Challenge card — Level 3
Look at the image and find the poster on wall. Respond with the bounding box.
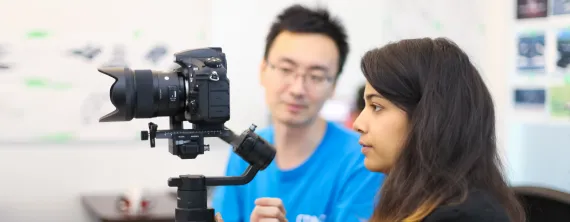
[513,88,547,110]
[517,0,548,19]
[556,29,570,74]
[517,32,546,73]
[548,84,570,118]
[552,0,570,15]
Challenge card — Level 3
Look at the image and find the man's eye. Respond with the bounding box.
[309,75,325,82]
[279,68,294,73]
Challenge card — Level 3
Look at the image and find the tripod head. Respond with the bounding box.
[140,117,275,222]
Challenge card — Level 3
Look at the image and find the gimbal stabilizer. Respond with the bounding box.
[141,117,276,222]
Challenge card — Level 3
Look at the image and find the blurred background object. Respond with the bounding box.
[344,84,365,129]
[513,186,570,222]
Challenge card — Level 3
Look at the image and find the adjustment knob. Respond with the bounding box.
[249,124,257,132]
[141,131,149,140]
[204,57,222,68]
[168,178,181,187]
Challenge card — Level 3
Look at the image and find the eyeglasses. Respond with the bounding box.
[266,61,335,90]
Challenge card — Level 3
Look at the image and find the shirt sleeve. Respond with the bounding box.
[328,154,385,222]
[211,151,247,222]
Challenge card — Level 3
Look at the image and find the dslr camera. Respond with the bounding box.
[97,47,275,222]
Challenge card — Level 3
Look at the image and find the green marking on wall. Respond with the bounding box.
[133,30,142,39]
[37,132,76,143]
[526,30,542,37]
[27,30,49,39]
[198,30,206,42]
[433,21,443,31]
[24,77,73,90]
[25,78,49,87]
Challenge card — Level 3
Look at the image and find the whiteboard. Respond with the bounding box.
[0,0,212,144]
[380,0,487,70]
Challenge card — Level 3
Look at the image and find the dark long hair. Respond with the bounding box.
[360,38,525,222]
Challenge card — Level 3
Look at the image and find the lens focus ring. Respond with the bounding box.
[134,70,155,118]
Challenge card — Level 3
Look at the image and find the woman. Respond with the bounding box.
[351,38,526,221]
[217,38,526,222]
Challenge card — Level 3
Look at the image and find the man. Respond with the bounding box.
[212,4,384,222]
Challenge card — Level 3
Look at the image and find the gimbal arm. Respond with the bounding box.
[164,124,275,222]
[202,124,273,186]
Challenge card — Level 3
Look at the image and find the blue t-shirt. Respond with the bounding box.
[212,121,385,222]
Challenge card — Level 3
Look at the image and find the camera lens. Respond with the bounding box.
[98,67,186,122]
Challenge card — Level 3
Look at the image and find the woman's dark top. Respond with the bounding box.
[422,189,511,222]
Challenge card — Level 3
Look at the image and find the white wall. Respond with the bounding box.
[482,0,516,179]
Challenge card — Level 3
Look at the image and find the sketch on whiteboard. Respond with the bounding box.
[80,92,109,125]
[145,45,168,65]
[0,0,213,144]
[380,0,486,70]
[0,45,11,70]
[69,44,103,61]
[102,44,129,68]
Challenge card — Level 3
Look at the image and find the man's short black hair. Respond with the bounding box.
[263,4,349,78]
[356,84,365,112]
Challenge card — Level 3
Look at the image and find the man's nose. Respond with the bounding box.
[288,75,307,96]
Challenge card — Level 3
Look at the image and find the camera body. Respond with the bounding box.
[98,47,232,159]
[173,48,230,128]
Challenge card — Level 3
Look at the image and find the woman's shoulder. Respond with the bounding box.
[422,189,511,222]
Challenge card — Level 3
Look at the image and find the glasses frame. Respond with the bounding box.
[265,60,336,91]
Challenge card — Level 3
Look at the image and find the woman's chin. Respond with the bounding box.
[363,157,385,173]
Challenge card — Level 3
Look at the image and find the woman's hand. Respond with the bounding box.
[250,198,288,222]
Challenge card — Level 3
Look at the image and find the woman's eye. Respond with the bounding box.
[370,105,383,112]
